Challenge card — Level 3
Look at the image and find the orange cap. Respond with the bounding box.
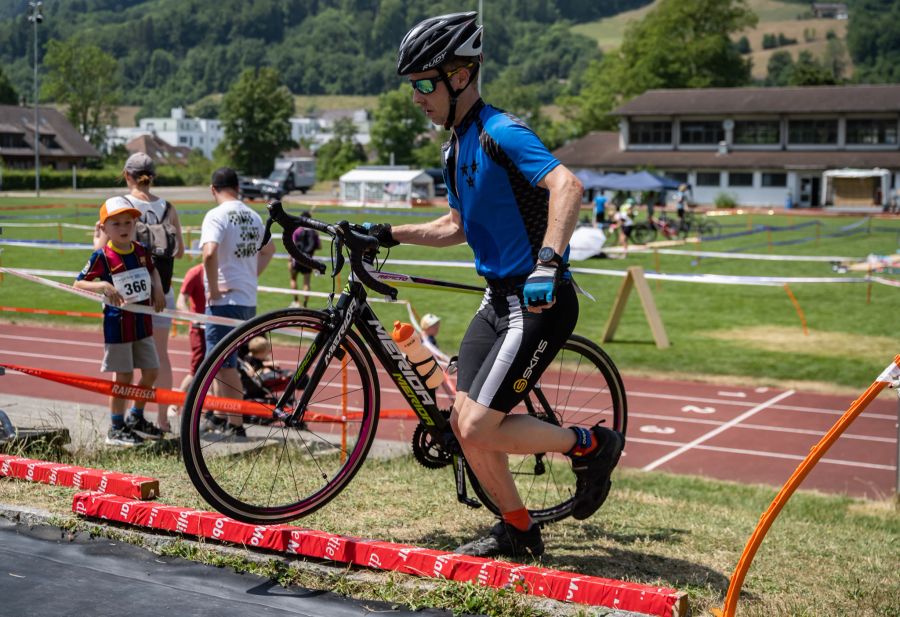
[391,321,414,343]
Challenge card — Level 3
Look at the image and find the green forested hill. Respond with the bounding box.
[0,0,648,113]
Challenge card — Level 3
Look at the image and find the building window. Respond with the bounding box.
[39,135,60,149]
[788,119,837,144]
[728,172,753,187]
[680,121,724,145]
[667,171,689,184]
[0,132,27,148]
[629,121,672,145]
[696,172,721,186]
[846,119,898,145]
[734,120,780,145]
[761,172,787,187]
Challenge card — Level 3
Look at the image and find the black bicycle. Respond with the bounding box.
[181,202,628,525]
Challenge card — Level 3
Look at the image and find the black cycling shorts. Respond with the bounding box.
[456,280,579,413]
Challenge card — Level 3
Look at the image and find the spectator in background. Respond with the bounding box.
[76,197,166,446]
[94,153,185,434]
[420,313,451,366]
[200,167,276,438]
[420,312,454,397]
[175,263,206,389]
[288,211,321,308]
[673,183,689,225]
[593,191,607,229]
[613,200,635,253]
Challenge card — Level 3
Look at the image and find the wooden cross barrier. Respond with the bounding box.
[602,266,670,349]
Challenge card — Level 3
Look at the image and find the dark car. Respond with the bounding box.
[239,176,284,201]
[425,168,448,197]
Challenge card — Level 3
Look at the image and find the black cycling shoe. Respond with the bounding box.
[570,425,625,520]
[124,414,163,439]
[454,521,544,559]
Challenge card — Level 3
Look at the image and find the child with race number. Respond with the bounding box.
[75,197,166,446]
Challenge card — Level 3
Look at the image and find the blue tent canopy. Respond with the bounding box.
[574,169,609,189]
[589,171,685,192]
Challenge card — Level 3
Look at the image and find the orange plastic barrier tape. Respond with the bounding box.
[0,305,103,319]
[0,363,351,424]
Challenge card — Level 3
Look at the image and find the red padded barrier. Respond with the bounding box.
[0,455,159,499]
[72,491,686,616]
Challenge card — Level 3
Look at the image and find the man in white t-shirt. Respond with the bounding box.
[200,167,276,437]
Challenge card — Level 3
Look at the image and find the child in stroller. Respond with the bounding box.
[237,337,293,424]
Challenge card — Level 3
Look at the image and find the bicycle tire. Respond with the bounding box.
[466,334,627,523]
[631,222,657,245]
[181,308,380,524]
[698,219,722,239]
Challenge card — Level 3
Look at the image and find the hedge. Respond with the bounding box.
[0,168,190,190]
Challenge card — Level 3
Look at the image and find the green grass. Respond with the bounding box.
[1,445,897,616]
[2,198,898,393]
[573,0,812,51]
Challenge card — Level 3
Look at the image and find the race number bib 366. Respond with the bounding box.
[111,268,151,303]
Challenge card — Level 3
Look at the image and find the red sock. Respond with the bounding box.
[502,507,533,532]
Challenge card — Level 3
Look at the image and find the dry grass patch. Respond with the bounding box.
[703,325,896,362]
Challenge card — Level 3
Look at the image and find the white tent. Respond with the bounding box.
[821,168,890,208]
[339,167,435,207]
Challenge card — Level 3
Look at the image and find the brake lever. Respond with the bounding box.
[259,217,275,252]
[332,234,345,282]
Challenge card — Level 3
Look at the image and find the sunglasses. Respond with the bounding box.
[409,63,474,95]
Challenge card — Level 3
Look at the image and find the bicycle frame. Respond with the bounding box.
[271,270,489,508]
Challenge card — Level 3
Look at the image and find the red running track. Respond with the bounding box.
[1,323,897,499]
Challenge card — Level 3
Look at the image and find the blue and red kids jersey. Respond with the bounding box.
[76,242,155,344]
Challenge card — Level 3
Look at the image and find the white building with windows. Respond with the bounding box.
[289,109,371,150]
[554,84,900,209]
[106,107,223,159]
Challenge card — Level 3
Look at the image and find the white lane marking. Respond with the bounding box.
[629,389,896,421]
[717,391,747,398]
[629,412,895,443]
[628,436,896,471]
[642,389,796,471]
[639,425,676,434]
[682,405,715,414]
[0,334,104,348]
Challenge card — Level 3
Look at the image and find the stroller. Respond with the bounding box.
[236,344,293,425]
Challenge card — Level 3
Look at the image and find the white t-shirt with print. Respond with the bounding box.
[200,199,264,307]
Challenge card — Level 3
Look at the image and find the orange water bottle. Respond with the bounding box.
[391,320,444,389]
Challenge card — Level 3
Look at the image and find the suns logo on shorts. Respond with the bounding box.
[513,378,528,393]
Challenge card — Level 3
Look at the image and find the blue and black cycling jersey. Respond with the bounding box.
[444,100,568,282]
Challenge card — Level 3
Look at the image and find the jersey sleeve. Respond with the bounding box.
[75,249,106,282]
[486,116,560,187]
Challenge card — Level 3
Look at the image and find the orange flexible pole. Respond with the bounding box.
[782,284,808,336]
[711,355,900,617]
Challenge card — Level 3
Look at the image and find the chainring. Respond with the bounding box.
[411,411,453,469]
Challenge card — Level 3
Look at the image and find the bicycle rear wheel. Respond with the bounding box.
[698,218,722,239]
[467,334,627,523]
[181,308,380,524]
[631,222,657,245]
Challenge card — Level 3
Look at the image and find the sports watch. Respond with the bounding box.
[537,246,563,267]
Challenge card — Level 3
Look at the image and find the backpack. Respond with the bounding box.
[129,197,178,294]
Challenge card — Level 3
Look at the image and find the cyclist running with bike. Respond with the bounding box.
[367,12,625,559]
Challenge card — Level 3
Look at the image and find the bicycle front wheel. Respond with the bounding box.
[181,308,380,524]
[467,334,627,523]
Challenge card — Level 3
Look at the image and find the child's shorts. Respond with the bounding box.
[102,337,159,373]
